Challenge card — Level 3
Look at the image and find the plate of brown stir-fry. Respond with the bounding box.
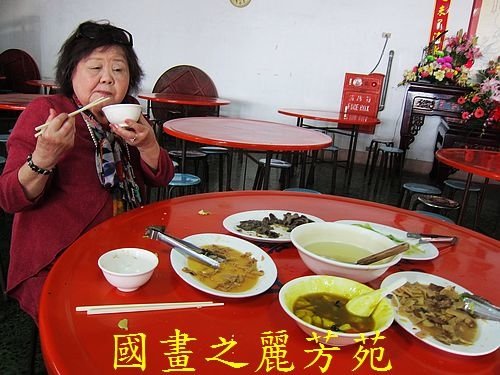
[382,271,500,356]
[223,210,323,243]
[170,233,277,298]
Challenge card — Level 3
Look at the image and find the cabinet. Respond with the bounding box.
[399,81,470,151]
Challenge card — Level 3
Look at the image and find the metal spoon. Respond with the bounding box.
[346,278,408,317]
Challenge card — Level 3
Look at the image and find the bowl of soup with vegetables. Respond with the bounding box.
[279,275,394,346]
[290,222,402,283]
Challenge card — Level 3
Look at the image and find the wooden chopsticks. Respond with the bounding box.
[34,96,110,138]
[76,301,224,315]
[356,243,410,265]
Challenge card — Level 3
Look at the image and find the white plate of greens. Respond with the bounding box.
[334,220,439,261]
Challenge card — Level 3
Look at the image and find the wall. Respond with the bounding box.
[0,0,476,162]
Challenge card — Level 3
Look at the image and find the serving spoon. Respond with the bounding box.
[346,277,408,317]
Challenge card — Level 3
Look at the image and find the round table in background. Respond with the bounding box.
[138,92,230,118]
[436,148,500,225]
[278,109,380,187]
[0,93,45,111]
[25,79,59,95]
[163,117,332,190]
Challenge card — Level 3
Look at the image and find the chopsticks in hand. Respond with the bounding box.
[76,301,224,315]
[34,96,110,138]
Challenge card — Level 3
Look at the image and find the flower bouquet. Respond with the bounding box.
[399,30,482,87]
[457,59,500,133]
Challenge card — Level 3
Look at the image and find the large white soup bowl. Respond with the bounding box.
[290,222,401,283]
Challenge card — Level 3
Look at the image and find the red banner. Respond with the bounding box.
[429,0,451,51]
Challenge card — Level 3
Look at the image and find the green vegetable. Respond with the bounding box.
[352,223,424,254]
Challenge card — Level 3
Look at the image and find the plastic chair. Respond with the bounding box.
[0,49,41,93]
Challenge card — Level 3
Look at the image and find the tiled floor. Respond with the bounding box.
[0,148,498,374]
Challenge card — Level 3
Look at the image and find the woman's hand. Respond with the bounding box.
[18,109,76,200]
[111,114,161,170]
[32,109,76,170]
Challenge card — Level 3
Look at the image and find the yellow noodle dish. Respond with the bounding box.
[183,244,264,292]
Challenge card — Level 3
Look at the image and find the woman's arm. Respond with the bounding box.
[18,110,76,200]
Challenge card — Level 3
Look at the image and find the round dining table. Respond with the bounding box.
[138,92,231,118]
[39,191,499,375]
[435,148,500,225]
[25,79,59,95]
[0,93,45,111]
[278,109,380,188]
[163,117,333,190]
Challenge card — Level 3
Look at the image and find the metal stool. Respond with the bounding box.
[412,195,460,221]
[253,158,292,190]
[323,145,338,194]
[199,146,231,192]
[148,160,179,203]
[398,182,442,209]
[307,145,338,194]
[167,173,202,198]
[283,187,322,194]
[364,139,394,176]
[369,145,405,185]
[0,167,8,300]
[0,133,9,157]
[415,210,455,223]
[168,150,208,191]
[443,179,483,227]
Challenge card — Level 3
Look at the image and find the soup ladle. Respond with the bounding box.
[346,277,408,317]
[356,242,409,265]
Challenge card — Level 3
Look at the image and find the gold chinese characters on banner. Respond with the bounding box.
[429,0,451,50]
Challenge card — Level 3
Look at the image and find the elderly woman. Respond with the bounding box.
[0,20,174,321]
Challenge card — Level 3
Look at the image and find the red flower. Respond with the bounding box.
[464,59,474,68]
[445,71,455,79]
[420,71,430,78]
[491,106,500,121]
[471,95,481,103]
[461,111,470,120]
[457,96,467,104]
[473,107,485,118]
